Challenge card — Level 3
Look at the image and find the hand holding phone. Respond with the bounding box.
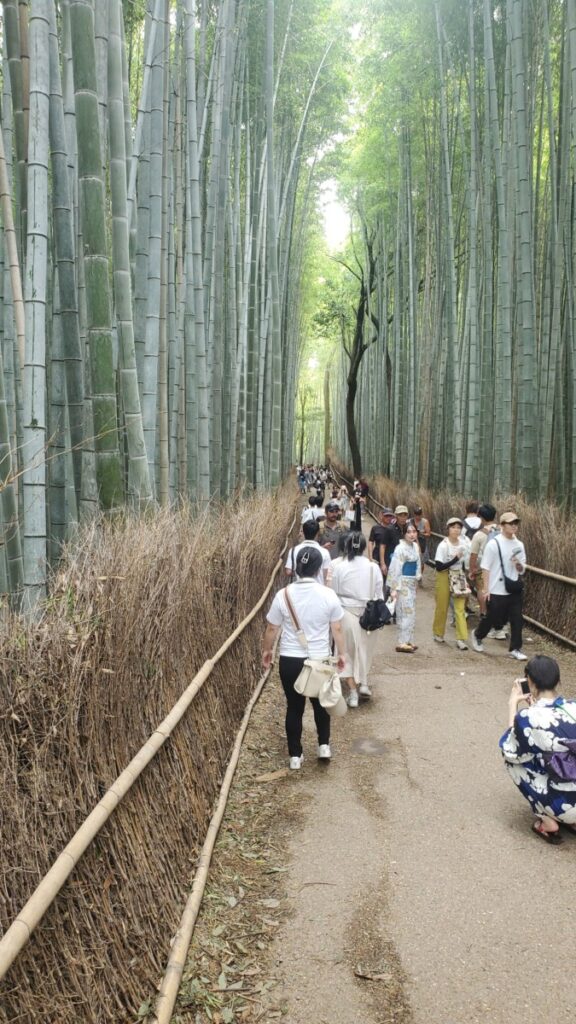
[518,677,530,696]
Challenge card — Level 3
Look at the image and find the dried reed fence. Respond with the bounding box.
[331,460,576,647]
[0,489,296,1023]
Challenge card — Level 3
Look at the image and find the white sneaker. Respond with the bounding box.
[456,640,468,650]
[359,684,372,697]
[508,649,528,661]
[317,744,331,760]
[487,628,508,640]
[471,632,484,653]
[433,635,445,644]
[347,690,359,708]
[289,755,304,770]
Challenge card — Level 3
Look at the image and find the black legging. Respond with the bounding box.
[278,656,330,757]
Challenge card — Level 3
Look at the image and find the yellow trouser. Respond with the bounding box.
[433,570,468,641]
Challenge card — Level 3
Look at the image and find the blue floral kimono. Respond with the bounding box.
[500,697,576,823]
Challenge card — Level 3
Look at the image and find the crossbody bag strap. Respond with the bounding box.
[495,538,506,581]
[283,585,300,629]
[283,585,309,652]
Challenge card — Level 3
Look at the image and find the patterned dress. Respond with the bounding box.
[388,540,421,646]
[500,697,576,823]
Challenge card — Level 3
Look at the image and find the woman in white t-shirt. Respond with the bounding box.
[432,518,471,649]
[331,533,383,707]
[262,547,346,770]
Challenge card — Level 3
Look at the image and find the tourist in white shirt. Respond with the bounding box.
[331,532,383,707]
[472,511,527,660]
[285,519,331,583]
[263,547,346,769]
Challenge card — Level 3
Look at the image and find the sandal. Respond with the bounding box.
[396,643,415,654]
[532,818,563,845]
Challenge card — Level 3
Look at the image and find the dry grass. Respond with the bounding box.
[0,488,297,1024]
[331,459,576,645]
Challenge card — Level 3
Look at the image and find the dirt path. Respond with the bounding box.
[177,563,576,1024]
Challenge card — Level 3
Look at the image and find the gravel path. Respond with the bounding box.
[263,571,576,1024]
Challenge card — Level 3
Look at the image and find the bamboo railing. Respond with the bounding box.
[0,512,297,986]
[329,466,576,648]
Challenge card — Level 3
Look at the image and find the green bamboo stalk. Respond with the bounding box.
[69,0,123,509]
[108,0,153,508]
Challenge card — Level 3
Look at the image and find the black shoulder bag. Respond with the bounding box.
[359,565,391,631]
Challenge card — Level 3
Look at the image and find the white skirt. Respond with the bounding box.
[340,607,377,687]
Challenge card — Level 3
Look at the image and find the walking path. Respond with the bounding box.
[180,553,576,1024]
[258,579,576,1024]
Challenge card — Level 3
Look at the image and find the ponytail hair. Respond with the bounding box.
[345,531,366,560]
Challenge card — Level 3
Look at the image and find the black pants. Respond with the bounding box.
[279,656,330,757]
[475,592,523,651]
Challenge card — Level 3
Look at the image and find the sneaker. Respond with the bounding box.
[456,640,469,650]
[508,649,528,661]
[471,632,484,653]
[347,690,359,708]
[493,629,508,640]
[317,744,331,760]
[289,755,304,770]
[359,684,372,697]
[433,635,445,643]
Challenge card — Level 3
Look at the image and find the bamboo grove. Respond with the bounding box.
[0,0,347,606]
[327,0,576,508]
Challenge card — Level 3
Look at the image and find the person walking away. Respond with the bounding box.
[468,503,505,638]
[318,500,348,559]
[285,519,331,583]
[301,495,325,526]
[432,517,471,649]
[368,508,400,579]
[388,523,422,652]
[472,511,527,660]
[262,547,347,769]
[410,506,431,568]
[500,655,576,843]
[463,500,481,539]
[331,532,383,707]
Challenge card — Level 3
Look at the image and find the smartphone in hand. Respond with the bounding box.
[519,678,530,696]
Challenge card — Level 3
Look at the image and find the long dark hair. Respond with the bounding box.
[345,532,366,561]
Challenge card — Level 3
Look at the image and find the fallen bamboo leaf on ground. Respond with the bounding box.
[254,769,288,783]
[354,965,393,982]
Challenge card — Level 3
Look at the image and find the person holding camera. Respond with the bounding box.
[500,655,576,844]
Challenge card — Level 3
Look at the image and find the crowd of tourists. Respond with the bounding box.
[261,467,576,844]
